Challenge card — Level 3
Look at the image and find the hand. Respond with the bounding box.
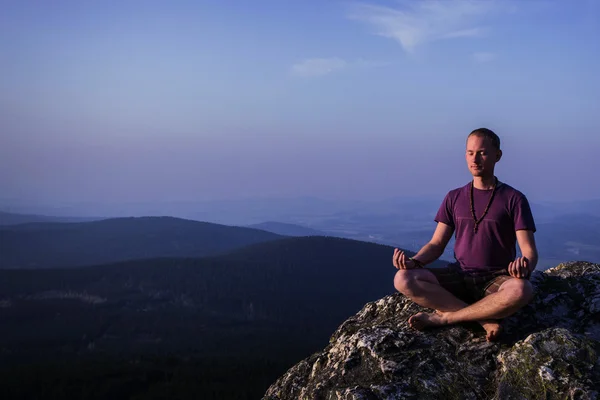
[508,256,531,279]
[393,248,417,269]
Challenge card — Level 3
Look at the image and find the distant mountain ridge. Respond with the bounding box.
[0,216,283,269]
[245,221,327,237]
[0,211,103,226]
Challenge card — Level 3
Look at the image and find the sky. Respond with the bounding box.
[1,0,599,208]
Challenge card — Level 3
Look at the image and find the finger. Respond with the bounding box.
[523,257,531,278]
[508,261,515,277]
[520,259,527,278]
[511,262,519,278]
[399,252,406,269]
[521,264,528,279]
[394,250,401,269]
[393,249,399,268]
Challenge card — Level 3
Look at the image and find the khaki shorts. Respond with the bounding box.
[428,263,513,303]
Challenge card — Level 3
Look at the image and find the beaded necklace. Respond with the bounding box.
[469,177,498,233]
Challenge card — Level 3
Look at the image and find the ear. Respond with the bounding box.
[496,149,503,162]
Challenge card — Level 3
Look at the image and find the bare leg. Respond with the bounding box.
[394,269,501,341]
[409,278,533,337]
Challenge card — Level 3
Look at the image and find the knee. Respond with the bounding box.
[503,279,534,304]
[394,269,419,296]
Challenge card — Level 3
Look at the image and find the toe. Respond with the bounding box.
[408,313,421,326]
[486,328,501,342]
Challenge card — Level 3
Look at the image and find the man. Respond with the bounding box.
[393,128,538,341]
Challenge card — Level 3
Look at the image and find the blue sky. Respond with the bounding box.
[1,0,599,206]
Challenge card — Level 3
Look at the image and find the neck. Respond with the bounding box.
[473,175,497,190]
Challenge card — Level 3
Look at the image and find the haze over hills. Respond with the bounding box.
[0,197,358,225]
[5,197,599,225]
[0,216,283,269]
[534,214,600,263]
[237,199,600,270]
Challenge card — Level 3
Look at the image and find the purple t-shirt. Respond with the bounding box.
[435,180,536,273]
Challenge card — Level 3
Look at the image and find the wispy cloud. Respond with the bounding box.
[472,51,496,63]
[290,57,391,78]
[348,0,501,53]
[290,58,348,77]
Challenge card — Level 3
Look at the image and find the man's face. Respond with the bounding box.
[466,135,501,177]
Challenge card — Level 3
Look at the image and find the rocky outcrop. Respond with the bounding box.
[264,261,600,399]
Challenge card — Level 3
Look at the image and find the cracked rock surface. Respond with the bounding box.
[264,261,600,400]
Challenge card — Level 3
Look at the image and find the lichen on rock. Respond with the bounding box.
[495,327,599,399]
[263,261,600,400]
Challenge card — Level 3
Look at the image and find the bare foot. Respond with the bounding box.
[480,320,502,342]
[408,312,448,330]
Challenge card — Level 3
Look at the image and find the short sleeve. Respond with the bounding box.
[434,192,455,229]
[513,195,536,232]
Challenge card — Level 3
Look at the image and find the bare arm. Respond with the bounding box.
[516,229,538,273]
[412,222,454,266]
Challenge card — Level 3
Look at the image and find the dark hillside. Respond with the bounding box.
[0,216,283,269]
[0,236,445,399]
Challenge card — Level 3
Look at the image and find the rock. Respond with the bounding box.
[496,328,599,399]
[263,261,600,400]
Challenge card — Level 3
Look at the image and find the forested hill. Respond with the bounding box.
[0,236,435,363]
[0,216,283,269]
[0,211,101,225]
[0,233,449,399]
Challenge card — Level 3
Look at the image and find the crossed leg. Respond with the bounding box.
[394,269,533,341]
